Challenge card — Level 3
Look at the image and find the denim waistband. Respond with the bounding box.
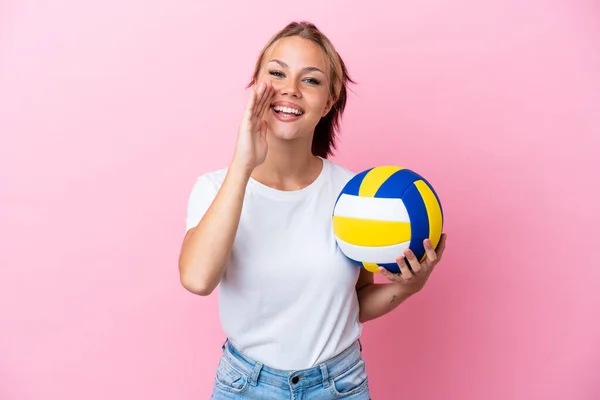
[221,339,363,389]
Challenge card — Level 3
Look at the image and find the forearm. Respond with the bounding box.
[357,282,418,323]
[178,163,251,295]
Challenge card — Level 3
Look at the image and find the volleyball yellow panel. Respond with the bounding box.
[414,180,443,250]
[332,166,444,274]
[358,166,403,197]
[332,216,411,247]
[362,262,381,273]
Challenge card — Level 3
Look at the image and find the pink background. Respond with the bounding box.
[1,1,599,399]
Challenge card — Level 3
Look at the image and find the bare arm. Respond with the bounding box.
[178,81,275,296]
[178,165,251,295]
[355,235,447,322]
[356,269,416,323]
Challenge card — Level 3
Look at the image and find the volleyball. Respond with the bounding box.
[332,166,444,274]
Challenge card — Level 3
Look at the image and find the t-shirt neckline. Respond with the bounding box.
[248,156,329,200]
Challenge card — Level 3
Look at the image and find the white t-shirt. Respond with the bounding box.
[185,157,362,370]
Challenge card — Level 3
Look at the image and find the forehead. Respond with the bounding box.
[264,36,329,73]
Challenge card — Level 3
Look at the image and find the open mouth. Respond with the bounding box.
[271,105,304,117]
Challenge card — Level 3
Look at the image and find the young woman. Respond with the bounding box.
[179,21,447,400]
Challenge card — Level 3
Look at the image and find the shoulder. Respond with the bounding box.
[323,158,357,187]
[185,167,228,231]
[191,167,228,189]
[186,167,228,206]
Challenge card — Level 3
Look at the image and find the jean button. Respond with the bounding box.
[291,376,299,384]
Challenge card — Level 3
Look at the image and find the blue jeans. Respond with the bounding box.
[210,339,371,399]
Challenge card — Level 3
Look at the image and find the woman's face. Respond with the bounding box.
[256,36,333,142]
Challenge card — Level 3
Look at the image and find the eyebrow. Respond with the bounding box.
[268,59,325,74]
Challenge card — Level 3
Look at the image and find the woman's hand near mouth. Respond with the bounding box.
[232,81,275,173]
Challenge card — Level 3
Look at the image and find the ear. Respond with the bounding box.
[322,97,335,117]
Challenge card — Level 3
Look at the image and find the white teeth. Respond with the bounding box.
[273,105,303,115]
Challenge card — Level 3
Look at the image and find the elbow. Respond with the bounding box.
[180,274,214,296]
[358,312,370,324]
[179,265,215,296]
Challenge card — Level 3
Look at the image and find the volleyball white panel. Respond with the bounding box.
[335,238,411,264]
[333,194,409,222]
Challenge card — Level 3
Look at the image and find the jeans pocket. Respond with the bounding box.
[214,357,249,394]
[329,357,369,398]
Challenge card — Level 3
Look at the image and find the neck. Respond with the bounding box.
[251,136,323,191]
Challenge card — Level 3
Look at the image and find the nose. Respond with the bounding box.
[279,79,301,98]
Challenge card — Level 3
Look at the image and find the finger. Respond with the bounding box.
[403,249,421,274]
[396,256,413,280]
[423,238,437,263]
[435,233,447,260]
[252,82,266,119]
[248,82,264,119]
[256,82,274,119]
[254,81,272,119]
[244,84,258,118]
[378,267,402,282]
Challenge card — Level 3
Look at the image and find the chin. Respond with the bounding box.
[267,118,314,141]
[268,127,303,141]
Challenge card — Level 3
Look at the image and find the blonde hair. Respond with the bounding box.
[247,21,354,158]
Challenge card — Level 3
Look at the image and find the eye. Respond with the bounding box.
[304,77,321,85]
[268,70,321,85]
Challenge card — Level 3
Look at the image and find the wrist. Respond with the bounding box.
[391,281,420,296]
[228,160,254,182]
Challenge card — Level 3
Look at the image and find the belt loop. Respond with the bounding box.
[320,364,330,388]
[249,361,263,387]
[221,338,229,352]
[358,338,363,352]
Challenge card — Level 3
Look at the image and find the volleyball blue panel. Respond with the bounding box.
[349,258,402,274]
[332,165,444,275]
[402,183,429,262]
[375,169,422,199]
[378,262,401,274]
[335,168,372,205]
[347,256,364,268]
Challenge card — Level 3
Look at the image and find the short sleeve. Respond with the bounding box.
[185,174,219,232]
